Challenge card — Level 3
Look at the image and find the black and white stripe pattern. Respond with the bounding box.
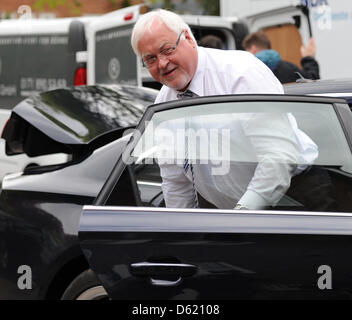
[177,90,199,208]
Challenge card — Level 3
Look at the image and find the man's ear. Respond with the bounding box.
[184,29,196,46]
[247,45,258,54]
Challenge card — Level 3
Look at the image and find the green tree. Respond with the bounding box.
[196,0,219,15]
[110,0,123,9]
[121,0,132,8]
[33,0,82,15]
[147,0,175,11]
[145,0,219,15]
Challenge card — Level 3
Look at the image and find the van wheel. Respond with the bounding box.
[61,269,109,300]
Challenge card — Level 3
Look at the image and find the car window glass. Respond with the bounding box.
[121,100,352,212]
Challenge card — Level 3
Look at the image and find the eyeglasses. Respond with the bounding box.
[142,30,184,68]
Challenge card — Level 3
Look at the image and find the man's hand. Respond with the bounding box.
[234,203,249,210]
[301,37,316,58]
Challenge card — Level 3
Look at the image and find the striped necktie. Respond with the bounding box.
[177,90,199,208]
[176,90,198,100]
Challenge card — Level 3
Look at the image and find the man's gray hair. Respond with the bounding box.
[131,9,195,56]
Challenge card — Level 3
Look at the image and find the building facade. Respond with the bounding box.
[0,0,143,19]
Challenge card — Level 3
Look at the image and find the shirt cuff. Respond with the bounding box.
[238,190,269,210]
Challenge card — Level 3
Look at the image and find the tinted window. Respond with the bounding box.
[125,100,352,212]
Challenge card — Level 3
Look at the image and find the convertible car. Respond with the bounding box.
[78,93,352,300]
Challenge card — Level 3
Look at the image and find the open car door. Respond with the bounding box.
[79,94,352,300]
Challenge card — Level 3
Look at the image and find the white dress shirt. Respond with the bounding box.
[155,47,284,103]
[154,47,318,209]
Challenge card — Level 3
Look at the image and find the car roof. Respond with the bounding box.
[284,78,352,96]
[284,78,352,106]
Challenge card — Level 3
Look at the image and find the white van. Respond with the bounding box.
[0,16,95,182]
[85,6,142,87]
[0,16,97,107]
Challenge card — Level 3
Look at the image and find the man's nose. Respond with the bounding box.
[157,54,169,69]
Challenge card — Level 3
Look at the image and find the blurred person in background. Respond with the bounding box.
[242,31,320,84]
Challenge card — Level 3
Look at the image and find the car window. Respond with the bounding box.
[119,100,352,212]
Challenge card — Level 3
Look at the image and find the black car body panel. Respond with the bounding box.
[80,207,352,299]
[78,94,352,300]
[0,190,91,299]
[284,78,352,106]
[0,85,157,299]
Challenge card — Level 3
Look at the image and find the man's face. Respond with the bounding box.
[137,20,198,91]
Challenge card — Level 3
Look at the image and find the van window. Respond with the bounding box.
[0,34,75,108]
[191,27,229,49]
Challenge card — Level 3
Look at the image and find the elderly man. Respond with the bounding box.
[131,10,284,101]
[130,9,334,211]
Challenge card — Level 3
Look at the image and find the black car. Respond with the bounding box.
[0,84,158,300]
[78,94,352,300]
[3,89,352,300]
[284,78,352,107]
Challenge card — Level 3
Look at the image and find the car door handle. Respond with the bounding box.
[130,262,197,286]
